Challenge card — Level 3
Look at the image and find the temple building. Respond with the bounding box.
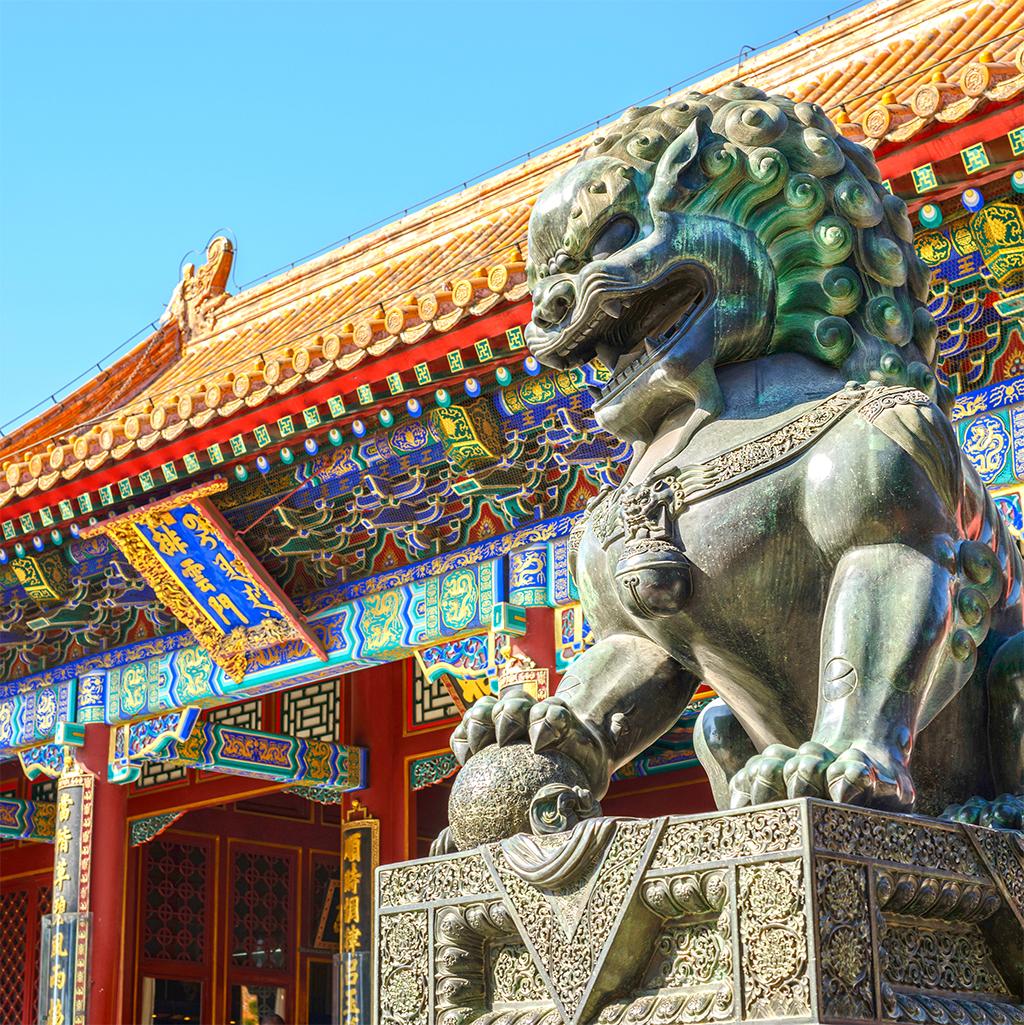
[1,0,1022,1022]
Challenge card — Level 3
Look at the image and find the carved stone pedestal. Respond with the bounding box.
[374,799,1023,1025]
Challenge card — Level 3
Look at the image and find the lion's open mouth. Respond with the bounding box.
[527,265,709,407]
[588,286,706,405]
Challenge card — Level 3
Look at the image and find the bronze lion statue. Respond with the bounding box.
[440,83,1024,850]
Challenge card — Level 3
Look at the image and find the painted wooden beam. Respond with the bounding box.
[0,795,55,842]
[0,514,589,758]
[139,720,366,792]
[18,741,64,781]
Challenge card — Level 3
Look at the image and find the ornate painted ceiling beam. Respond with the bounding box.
[0,795,55,842]
[129,811,184,846]
[109,706,202,784]
[1,549,511,753]
[0,520,584,756]
[19,740,65,780]
[143,720,366,792]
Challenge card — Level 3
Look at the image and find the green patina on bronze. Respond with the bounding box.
[442,84,1024,851]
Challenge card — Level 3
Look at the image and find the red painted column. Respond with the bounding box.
[514,605,559,688]
[344,662,408,865]
[506,543,561,696]
[78,724,128,1025]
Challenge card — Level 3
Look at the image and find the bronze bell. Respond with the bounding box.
[614,537,692,619]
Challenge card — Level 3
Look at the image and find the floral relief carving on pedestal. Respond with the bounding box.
[881,924,1008,995]
[487,819,657,1022]
[812,804,983,876]
[434,899,521,1025]
[379,910,430,1025]
[373,804,1023,1025]
[738,860,810,1019]
[964,824,1024,918]
[651,805,802,870]
[816,859,874,1019]
[378,852,494,908]
[490,943,551,1005]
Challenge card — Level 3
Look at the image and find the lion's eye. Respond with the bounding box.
[589,216,637,261]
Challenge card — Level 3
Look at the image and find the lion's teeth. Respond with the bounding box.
[602,298,623,319]
[644,337,658,357]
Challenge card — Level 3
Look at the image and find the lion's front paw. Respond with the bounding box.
[450,693,538,764]
[941,793,1024,830]
[451,695,606,793]
[783,741,915,810]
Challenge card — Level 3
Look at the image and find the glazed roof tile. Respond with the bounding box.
[2,0,1022,505]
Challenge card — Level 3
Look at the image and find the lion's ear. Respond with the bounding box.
[650,117,708,214]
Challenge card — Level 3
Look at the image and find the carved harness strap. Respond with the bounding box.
[590,384,920,548]
[583,384,928,619]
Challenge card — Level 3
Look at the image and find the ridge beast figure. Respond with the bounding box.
[445,83,1024,843]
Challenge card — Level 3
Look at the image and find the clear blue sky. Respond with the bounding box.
[0,0,851,434]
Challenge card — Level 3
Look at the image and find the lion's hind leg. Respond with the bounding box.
[693,699,757,810]
[796,541,995,812]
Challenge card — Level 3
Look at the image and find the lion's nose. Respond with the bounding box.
[532,279,577,330]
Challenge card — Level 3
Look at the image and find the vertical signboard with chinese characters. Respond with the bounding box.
[339,806,378,1024]
[38,768,93,1025]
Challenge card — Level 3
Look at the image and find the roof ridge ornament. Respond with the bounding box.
[162,235,234,345]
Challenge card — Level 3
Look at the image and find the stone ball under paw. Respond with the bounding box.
[447,744,590,850]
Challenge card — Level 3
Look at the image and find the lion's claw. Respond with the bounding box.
[729,741,914,812]
[429,826,458,856]
[451,727,472,765]
[464,696,498,754]
[824,747,915,810]
[451,693,538,765]
[494,695,534,746]
[782,741,836,798]
[729,744,795,808]
[528,701,576,752]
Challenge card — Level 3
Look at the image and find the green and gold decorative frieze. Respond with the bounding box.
[9,550,70,604]
[148,719,365,792]
[0,795,55,841]
[429,399,505,469]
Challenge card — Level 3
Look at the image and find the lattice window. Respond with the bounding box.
[0,887,28,1024]
[31,778,56,803]
[281,679,338,741]
[231,850,292,970]
[142,839,209,963]
[409,661,458,730]
[206,698,262,731]
[137,759,188,789]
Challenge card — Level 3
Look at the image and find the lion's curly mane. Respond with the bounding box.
[577,82,946,410]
